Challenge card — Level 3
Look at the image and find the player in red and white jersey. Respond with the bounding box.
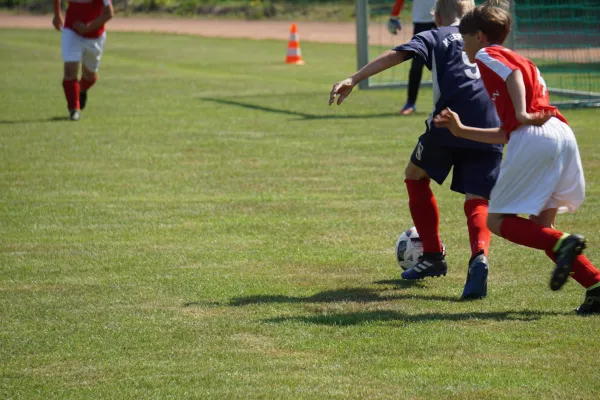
[474,44,567,138]
[53,0,114,120]
[433,0,600,315]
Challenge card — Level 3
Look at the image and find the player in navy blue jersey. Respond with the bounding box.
[329,0,502,299]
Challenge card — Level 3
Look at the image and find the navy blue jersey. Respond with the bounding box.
[394,24,503,152]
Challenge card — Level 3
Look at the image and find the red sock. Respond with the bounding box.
[464,199,491,258]
[405,179,443,253]
[544,249,600,288]
[62,79,80,111]
[499,215,563,252]
[80,76,97,92]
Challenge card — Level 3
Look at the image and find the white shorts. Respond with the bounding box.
[61,28,106,73]
[489,117,585,216]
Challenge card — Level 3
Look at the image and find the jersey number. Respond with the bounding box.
[462,52,481,80]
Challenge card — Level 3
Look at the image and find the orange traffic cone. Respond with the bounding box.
[286,23,305,65]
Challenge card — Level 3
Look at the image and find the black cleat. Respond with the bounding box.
[576,287,600,315]
[79,91,87,110]
[401,254,448,280]
[69,109,81,121]
[461,251,489,300]
[550,234,586,291]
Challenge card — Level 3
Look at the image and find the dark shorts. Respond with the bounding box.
[410,134,502,198]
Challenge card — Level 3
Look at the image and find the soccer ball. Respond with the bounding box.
[395,227,423,270]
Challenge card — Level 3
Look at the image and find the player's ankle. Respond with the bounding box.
[423,251,444,261]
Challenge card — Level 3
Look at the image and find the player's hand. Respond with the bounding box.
[73,21,90,34]
[517,111,555,126]
[52,14,63,31]
[433,108,464,136]
[387,17,401,35]
[329,78,356,106]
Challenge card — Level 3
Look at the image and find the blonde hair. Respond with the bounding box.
[433,0,476,21]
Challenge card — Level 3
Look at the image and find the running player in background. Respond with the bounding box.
[433,0,600,314]
[387,0,437,115]
[331,0,502,299]
[53,0,114,121]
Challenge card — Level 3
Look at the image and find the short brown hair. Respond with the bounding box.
[459,1,512,44]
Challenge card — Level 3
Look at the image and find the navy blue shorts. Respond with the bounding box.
[410,134,502,198]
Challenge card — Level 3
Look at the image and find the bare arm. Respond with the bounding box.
[506,69,555,125]
[433,108,508,144]
[506,69,528,123]
[350,50,407,85]
[86,4,114,32]
[74,4,114,34]
[329,50,408,105]
[52,0,63,31]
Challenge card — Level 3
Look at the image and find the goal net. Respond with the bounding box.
[356,0,600,107]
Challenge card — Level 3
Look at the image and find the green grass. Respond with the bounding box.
[1,29,600,399]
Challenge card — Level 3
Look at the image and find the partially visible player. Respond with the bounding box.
[53,0,114,121]
[387,0,437,115]
[433,0,600,314]
[331,0,503,299]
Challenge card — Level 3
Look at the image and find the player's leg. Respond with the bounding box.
[454,149,501,298]
[530,210,600,314]
[401,137,450,280]
[461,194,490,299]
[61,28,83,120]
[79,66,97,111]
[79,33,106,111]
[489,119,588,291]
[533,125,600,313]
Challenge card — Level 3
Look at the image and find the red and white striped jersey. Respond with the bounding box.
[475,45,567,137]
[65,0,111,38]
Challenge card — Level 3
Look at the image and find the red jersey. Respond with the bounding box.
[475,45,567,137]
[65,0,111,39]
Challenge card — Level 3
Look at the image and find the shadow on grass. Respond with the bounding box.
[230,286,460,306]
[203,97,402,120]
[265,309,569,325]
[373,279,425,288]
[0,116,70,124]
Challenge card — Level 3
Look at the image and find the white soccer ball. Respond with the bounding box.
[395,227,423,270]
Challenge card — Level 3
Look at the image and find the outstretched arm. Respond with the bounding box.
[329,50,408,105]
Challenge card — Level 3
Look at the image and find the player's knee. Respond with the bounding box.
[487,213,504,236]
[404,162,428,180]
[63,63,79,80]
[81,67,98,82]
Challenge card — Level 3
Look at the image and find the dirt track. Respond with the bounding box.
[0,13,415,44]
[2,13,597,61]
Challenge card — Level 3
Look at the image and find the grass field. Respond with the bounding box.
[1,29,600,399]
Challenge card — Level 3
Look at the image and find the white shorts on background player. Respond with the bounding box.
[61,27,106,73]
[489,117,585,216]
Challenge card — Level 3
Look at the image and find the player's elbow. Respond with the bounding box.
[105,6,114,20]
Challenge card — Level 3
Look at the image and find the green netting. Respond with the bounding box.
[513,0,600,105]
[361,0,600,107]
